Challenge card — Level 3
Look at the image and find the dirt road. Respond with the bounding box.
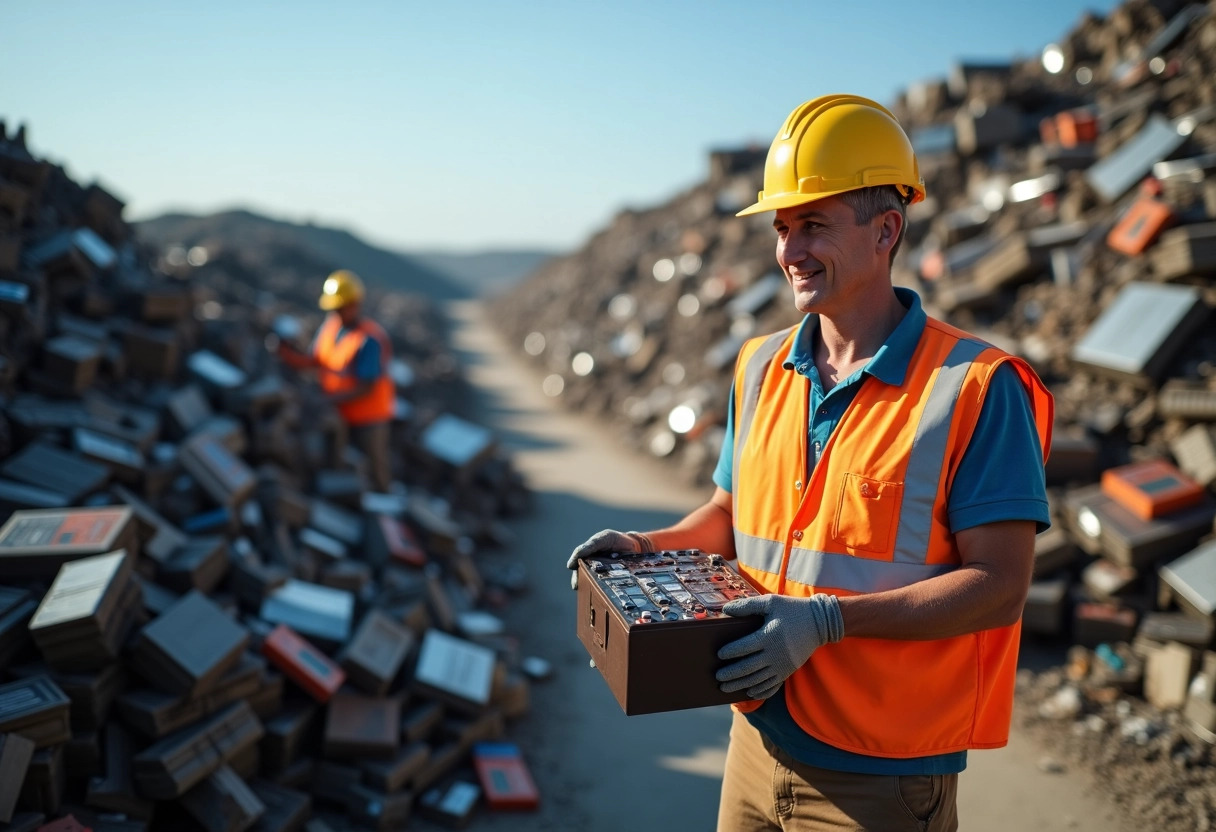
[446,300,1128,831]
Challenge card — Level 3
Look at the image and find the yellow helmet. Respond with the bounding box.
[737,94,926,217]
[318,269,365,311]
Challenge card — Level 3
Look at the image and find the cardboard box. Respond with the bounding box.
[179,765,266,832]
[0,676,71,748]
[129,591,249,697]
[1144,641,1195,710]
[359,741,429,793]
[28,550,137,671]
[340,610,414,697]
[323,693,401,760]
[260,703,318,774]
[131,701,263,799]
[1,444,110,504]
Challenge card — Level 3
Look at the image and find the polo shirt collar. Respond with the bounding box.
[781,287,926,388]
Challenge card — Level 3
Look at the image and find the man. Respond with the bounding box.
[568,95,1053,831]
[279,269,395,492]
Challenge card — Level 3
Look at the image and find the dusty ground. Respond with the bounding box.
[431,299,1134,831]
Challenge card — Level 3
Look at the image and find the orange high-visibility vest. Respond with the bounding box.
[313,313,395,426]
[729,316,1053,758]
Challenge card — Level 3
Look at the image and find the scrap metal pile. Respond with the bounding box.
[499,0,1216,824]
[0,123,539,832]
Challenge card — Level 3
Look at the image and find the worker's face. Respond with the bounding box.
[772,195,900,316]
[338,302,361,326]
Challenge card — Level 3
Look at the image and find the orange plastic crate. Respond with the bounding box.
[1056,109,1098,147]
[1107,198,1174,256]
[1100,459,1205,520]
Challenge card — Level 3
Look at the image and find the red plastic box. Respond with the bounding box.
[472,742,539,811]
[262,624,346,702]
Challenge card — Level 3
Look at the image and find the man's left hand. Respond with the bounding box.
[716,593,845,700]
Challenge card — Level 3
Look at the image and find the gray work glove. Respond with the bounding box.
[716,593,845,700]
[566,529,653,590]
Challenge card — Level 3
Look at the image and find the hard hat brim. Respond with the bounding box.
[736,184,925,218]
[318,293,349,311]
[735,188,856,217]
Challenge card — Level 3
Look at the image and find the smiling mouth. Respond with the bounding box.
[791,269,824,284]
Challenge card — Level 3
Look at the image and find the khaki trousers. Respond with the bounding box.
[717,712,958,832]
[349,420,391,493]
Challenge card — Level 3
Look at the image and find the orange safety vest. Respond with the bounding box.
[729,316,1053,758]
[313,313,395,426]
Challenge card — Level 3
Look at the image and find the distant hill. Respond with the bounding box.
[135,209,479,300]
[412,249,556,296]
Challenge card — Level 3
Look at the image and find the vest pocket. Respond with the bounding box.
[832,474,903,554]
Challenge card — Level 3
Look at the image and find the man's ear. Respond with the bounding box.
[876,210,903,256]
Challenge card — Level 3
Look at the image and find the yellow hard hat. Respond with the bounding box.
[318,269,365,310]
[737,94,926,217]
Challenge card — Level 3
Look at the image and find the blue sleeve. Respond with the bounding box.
[712,382,736,493]
[947,363,1050,534]
[350,336,383,382]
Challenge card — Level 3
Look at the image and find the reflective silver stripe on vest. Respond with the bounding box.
[735,531,786,575]
[891,338,987,564]
[732,327,796,518]
[736,531,955,592]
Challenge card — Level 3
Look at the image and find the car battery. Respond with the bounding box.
[179,433,256,510]
[1064,484,1214,569]
[0,507,137,581]
[576,549,763,715]
[1101,459,1206,521]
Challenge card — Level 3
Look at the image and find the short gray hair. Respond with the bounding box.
[838,186,908,266]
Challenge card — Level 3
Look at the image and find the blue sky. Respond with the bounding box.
[2,1,1118,251]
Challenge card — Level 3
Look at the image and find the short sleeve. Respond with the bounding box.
[712,382,736,493]
[351,336,383,382]
[947,363,1050,534]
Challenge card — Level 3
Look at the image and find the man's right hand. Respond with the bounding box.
[276,340,318,370]
[567,529,652,590]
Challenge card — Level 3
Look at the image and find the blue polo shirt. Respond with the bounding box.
[712,287,1049,775]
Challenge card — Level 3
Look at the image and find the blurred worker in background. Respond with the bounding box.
[568,95,1053,831]
[278,269,395,492]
